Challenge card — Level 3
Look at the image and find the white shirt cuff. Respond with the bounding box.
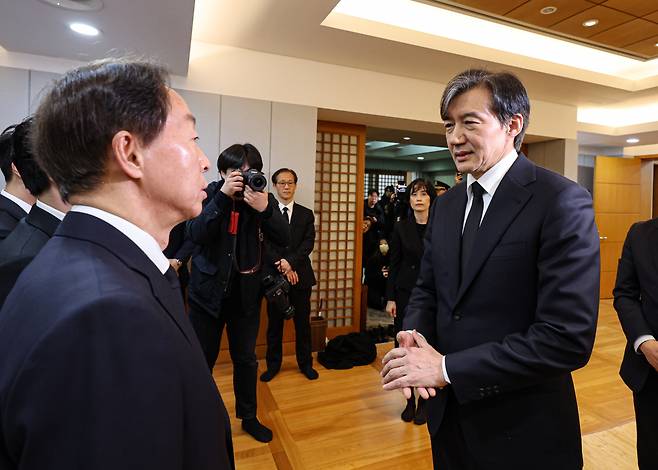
[635,335,656,354]
[442,355,451,384]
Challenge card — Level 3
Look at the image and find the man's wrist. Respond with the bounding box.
[635,335,656,354]
[442,355,451,384]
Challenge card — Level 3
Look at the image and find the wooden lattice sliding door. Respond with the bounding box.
[311,121,365,336]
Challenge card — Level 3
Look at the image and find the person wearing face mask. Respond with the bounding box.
[364,237,391,311]
[385,178,436,425]
[186,143,289,443]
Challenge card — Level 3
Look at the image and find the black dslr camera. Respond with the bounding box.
[263,274,295,319]
[242,169,267,192]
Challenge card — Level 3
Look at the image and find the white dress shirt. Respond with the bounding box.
[278,200,294,223]
[70,205,169,274]
[1,189,32,214]
[462,149,518,232]
[443,149,519,384]
[36,200,66,221]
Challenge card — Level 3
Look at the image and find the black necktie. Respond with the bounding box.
[282,207,290,224]
[460,182,485,279]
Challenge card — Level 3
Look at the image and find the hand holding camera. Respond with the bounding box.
[220,170,244,197]
[243,186,268,212]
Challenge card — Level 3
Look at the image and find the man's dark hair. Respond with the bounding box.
[0,125,18,183]
[440,69,530,152]
[367,188,379,197]
[11,118,49,197]
[217,143,263,175]
[408,178,437,206]
[434,180,451,191]
[271,168,298,185]
[32,58,170,201]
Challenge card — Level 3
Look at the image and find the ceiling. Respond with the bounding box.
[2,0,658,149]
[366,127,449,162]
[438,0,658,60]
[0,0,195,74]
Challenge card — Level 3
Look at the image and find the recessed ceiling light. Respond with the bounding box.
[417,156,425,160]
[39,0,103,11]
[582,19,599,27]
[403,136,411,140]
[626,137,640,144]
[655,43,658,47]
[70,22,100,36]
[540,6,557,15]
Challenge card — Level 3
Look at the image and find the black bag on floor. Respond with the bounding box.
[317,332,377,370]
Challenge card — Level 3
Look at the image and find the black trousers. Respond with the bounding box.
[265,287,313,371]
[634,368,658,469]
[188,291,261,420]
[431,391,478,470]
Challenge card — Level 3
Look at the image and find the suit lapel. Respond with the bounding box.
[455,155,535,305]
[56,212,195,344]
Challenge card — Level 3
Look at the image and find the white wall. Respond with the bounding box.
[0,65,318,209]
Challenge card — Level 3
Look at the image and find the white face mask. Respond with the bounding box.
[379,244,389,255]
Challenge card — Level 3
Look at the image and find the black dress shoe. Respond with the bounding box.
[242,418,273,442]
[401,397,415,422]
[300,366,319,380]
[413,397,427,425]
[259,368,279,382]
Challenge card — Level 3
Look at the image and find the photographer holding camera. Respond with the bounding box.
[187,143,289,443]
[260,168,318,382]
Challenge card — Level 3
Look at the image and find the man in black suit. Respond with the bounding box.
[0,125,35,239]
[614,220,658,469]
[381,69,600,469]
[0,117,70,303]
[0,59,234,469]
[261,167,318,382]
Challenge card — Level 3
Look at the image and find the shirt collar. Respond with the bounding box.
[466,149,518,197]
[1,190,32,214]
[69,205,170,274]
[36,200,66,221]
[278,200,294,211]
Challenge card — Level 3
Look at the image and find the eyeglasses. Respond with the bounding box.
[276,181,295,187]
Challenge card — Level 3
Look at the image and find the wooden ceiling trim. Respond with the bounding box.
[505,0,596,29]
[550,5,635,39]
[600,0,658,18]
[589,18,658,48]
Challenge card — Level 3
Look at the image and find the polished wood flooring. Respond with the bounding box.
[213,300,638,469]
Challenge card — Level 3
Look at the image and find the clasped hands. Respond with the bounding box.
[381,330,448,399]
[275,259,299,285]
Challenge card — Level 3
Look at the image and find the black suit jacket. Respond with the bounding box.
[0,212,234,469]
[404,155,600,468]
[187,180,289,316]
[0,204,61,304]
[0,194,28,241]
[386,218,425,301]
[266,202,316,290]
[613,218,658,392]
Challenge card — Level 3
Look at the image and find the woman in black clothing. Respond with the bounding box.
[385,178,436,425]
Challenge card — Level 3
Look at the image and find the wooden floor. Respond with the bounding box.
[213,300,638,469]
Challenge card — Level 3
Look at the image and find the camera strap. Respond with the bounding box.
[229,210,239,235]
[229,200,263,274]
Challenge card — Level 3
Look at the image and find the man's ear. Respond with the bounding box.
[111,131,144,179]
[507,114,524,138]
[10,162,22,180]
